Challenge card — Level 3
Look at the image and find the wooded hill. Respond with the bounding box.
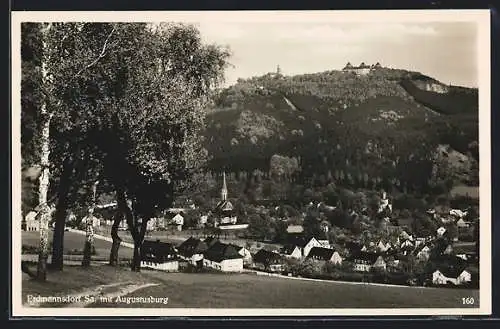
[203,67,479,195]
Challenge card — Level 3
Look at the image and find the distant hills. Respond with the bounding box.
[203,67,479,194]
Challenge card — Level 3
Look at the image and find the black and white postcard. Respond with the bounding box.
[11,10,491,317]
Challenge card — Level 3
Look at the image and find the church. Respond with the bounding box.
[213,172,238,226]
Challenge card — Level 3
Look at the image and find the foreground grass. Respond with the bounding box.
[22,264,479,309]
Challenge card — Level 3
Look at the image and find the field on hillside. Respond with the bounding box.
[21,265,479,309]
[21,231,134,259]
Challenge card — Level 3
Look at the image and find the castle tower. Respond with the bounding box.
[276,64,282,75]
[221,172,228,201]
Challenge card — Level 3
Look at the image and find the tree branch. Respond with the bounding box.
[73,26,116,79]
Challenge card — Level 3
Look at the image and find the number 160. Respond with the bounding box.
[462,297,475,305]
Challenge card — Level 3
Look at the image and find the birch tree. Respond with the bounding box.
[21,23,120,276]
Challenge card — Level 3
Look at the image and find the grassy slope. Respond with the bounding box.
[22,265,479,309]
[21,231,134,259]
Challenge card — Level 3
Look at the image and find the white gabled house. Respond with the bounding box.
[284,235,323,258]
[437,226,447,237]
[203,241,243,272]
[280,244,302,259]
[432,268,472,286]
[415,245,431,262]
[140,240,179,272]
[306,247,343,265]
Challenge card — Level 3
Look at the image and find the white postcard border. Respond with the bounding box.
[10,9,492,317]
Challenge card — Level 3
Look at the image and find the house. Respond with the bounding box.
[415,237,426,247]
[146,218,156,231]
[450,209,468,219]
[317,239,331,249]
[213,172,238,226]
[306,247,343,265]
[386,259,403,273]
[177,237,208,267]
[253,249,285,272]
[280,244,302,259]
[172,213,184,225]
[199,215,208,226]
[400,230,413,241]
[456,218,470,228]
[376,240,391,252]
[348,252,386,272]
[140,240,179,272]
[414,245,431,262]
[432,268,472,286]
[433,241,454,257]
[24,211,38,231]
[372,255,387,271]
[400,239,414,249]
[286,225,304,234]
[437,226,447,237]
[229,244,253,265]
[285,235,323,257]
[203,241,243,272]
[378,191,392,214]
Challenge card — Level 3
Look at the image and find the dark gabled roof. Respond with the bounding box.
[436,266,469,278]
[177,237,208,257]
[348,251,381,264]
[413,244,430,255]
[434,242,453,255]
[203,241,243,262]
[280,244,299,255]
[345,241,362,253]
[253,249,283,265]
[306,247,336,261]
[228,244,245,252]
[285,234,314,248]
[141,240,177,261]
[432,254,468,268]
[204,236,219,247]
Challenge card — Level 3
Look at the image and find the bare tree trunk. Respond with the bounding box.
[109,210,123,266]
[82,218,95,267]
[131,218,148,272]
[82,181,98,267]
[36,24,53,281]
[50,156,73,271]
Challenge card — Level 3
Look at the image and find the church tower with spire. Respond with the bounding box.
[221,171,228,201]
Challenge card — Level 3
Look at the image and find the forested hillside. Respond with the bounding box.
[202,67,479,198]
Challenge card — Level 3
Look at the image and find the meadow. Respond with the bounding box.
[21,264,479,309]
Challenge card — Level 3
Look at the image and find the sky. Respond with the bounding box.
[184,14,479,88]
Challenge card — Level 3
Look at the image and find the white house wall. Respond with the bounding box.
[140,261,179,272]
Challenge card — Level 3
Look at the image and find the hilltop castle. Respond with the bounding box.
[342,62,382,76]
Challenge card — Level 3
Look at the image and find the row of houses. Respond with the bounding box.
[139,234,475,287]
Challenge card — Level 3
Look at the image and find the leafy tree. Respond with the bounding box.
[21,23,117,277]
[22,22,231,273]
[95,23,230,271]
[248,214,274,241]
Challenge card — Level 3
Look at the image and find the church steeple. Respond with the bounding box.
[221,172,228,201]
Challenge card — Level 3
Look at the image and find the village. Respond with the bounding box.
[22,171,479,289]
[17,19,484,313]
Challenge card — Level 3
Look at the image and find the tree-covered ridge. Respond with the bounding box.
[203,66,479,196]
